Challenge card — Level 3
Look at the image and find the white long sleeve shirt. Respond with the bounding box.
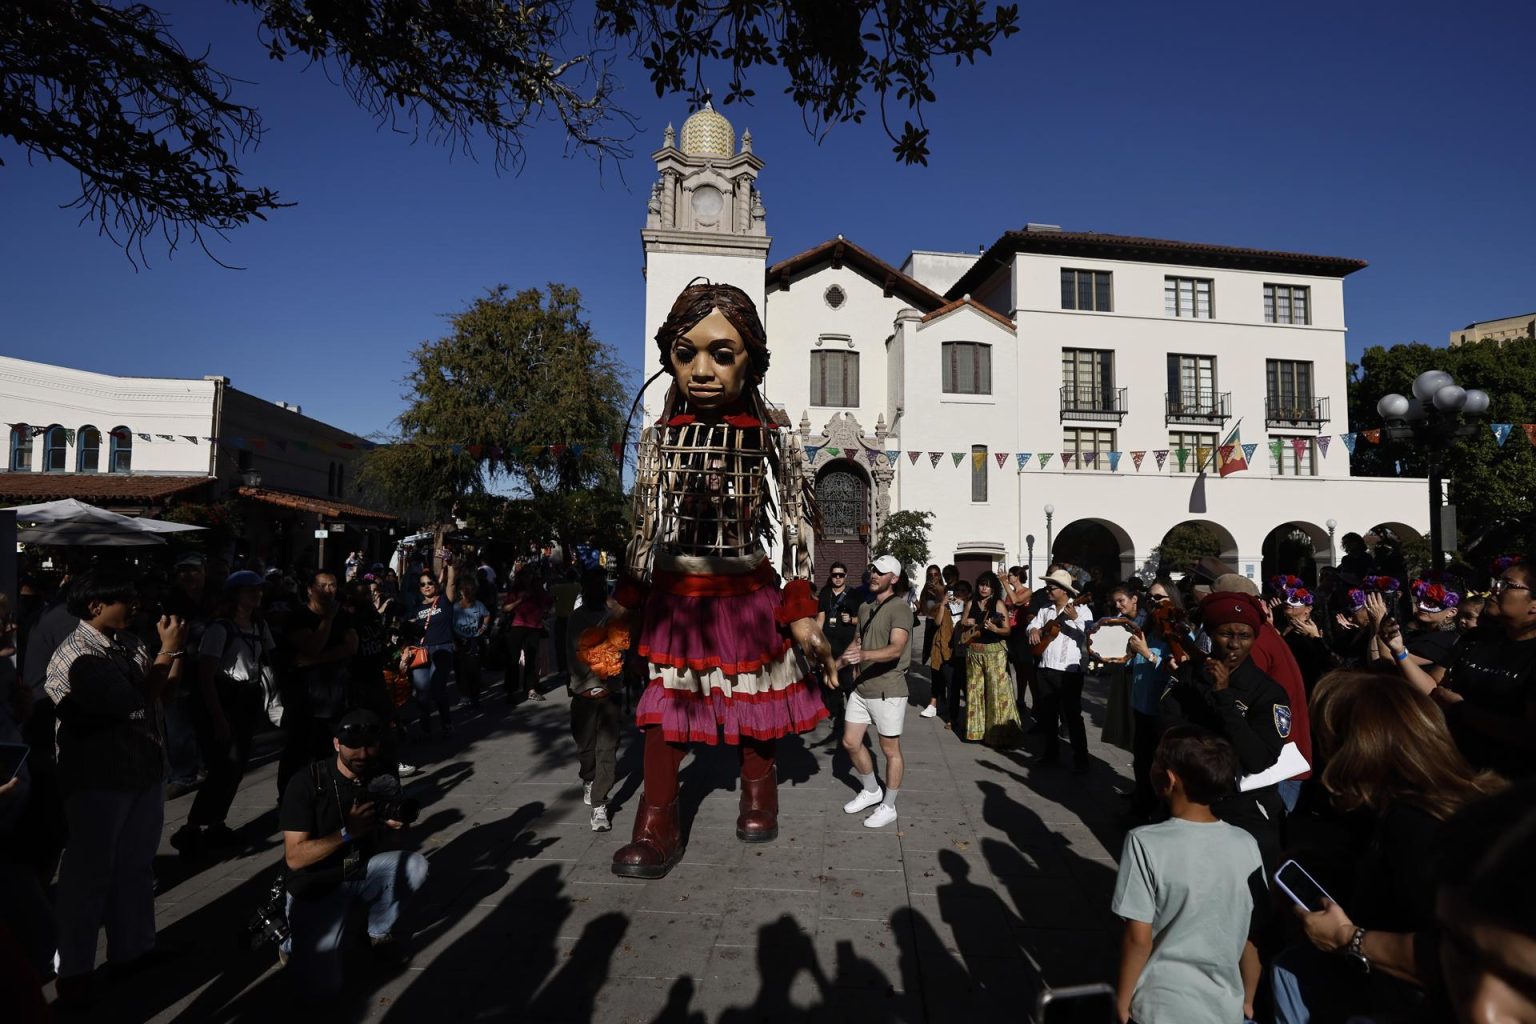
[1028,603,1093,672]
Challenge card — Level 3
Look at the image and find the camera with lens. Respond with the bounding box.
[244,871,290,950]
[365,773,420,826]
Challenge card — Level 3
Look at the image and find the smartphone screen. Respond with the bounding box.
[1276,859,1332,913]
[1037,983,1117,1024]
[0,743,29,782]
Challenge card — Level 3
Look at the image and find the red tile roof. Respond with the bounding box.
[237,486,395,523]
[919,298,1016,331]
[947,228,1369,300]
[766,237,946,310]
[0,473,214,504]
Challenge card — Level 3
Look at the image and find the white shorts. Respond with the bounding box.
[845,692,907,736]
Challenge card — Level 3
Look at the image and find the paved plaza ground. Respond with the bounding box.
[88,666,1134,1023]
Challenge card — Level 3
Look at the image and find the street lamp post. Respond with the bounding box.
[1044,504,1055,568]
[1377,370,1491,570]
[1325,518,1338,567]
[1025,534,1035,584]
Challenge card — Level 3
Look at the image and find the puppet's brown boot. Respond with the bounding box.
[611,800,683,879]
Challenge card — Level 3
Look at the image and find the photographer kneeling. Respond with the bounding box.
[278,709,427,997]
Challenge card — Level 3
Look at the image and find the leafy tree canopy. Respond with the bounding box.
[359,283,628,544]
[4,0,1019,260]
[1154,522,1223,577]
[873,508,933,577]
[1347,336,1536,560]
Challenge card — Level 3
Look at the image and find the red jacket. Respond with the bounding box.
[1250,624,1313,780]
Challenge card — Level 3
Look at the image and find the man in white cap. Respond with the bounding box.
[1026,569,1094,772]
[836,555,913,828]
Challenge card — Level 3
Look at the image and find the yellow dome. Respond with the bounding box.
[680,101,735,158]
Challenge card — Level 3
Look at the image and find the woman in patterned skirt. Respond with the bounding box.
[962,571,1024,747]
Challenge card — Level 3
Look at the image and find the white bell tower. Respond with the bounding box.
[640,101,771,425]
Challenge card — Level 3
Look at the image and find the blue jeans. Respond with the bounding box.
[1278,778,1302,814]
[283,850,429,997]
[411,643,455,729]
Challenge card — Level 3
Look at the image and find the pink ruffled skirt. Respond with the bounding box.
[634,568,827,745]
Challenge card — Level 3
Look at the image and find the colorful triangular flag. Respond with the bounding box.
[952,452,966,467]
[1131,451,1145,471]
[1038,453,1054,469]
[804,445,821,462]
[1361,429,1381,444]
[1154,450,1168,470]
[1082,452,1097,467]
[1341,433,1358,455]
[907,451,921,464]
[1291,438,1308,458]
[994,451,1009,469]
[1270,439,1283,463]
[865,449,881,466]
[886,450,900,466]
[928,452,943,467]
[1317,435,1330,458]
[1108,451,1122,472]
[1242,443,1258,462]
[1175,448,1189,472]
[1524,425,1536,447]
[1492,423,1513,446]
[1016,452,1032,469]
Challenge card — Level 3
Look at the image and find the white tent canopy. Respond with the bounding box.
[7,498,205,547]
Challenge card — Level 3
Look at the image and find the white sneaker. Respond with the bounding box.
[863,804,898,829]
[843,788,883,815]
[396,763,421,778]
[920,704,938,718]
[582,781,593,806]
[591,805,611,832]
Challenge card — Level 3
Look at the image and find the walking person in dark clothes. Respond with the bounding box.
[278,571,357,798]
[172,570,276,856]
[816,562,859,732]
[567,570,620,832]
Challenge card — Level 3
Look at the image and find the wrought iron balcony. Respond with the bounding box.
[1165,391,1231,424]
[1266,395,1330,428]
[1059,385,1128,423]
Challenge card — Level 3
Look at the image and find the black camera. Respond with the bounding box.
[365,773,420,826]
[244,871,290,950]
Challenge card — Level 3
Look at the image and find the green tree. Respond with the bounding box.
[1347,336,1536,560]
[873,509,933,577]
[1155,522,1223,576]
[359,283,627,553]
[4,1,1018,260]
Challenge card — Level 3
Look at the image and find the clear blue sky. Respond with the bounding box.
[3,1,1533,439]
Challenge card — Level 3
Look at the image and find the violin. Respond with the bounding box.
[1030,593,1092,656]
[1148,602,1199,665]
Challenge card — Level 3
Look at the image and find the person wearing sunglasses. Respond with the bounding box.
[1379,556,1536,778]
[816,563,857,729]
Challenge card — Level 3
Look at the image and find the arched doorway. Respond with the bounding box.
[1367,521,1424,580]
[1262,521,1330,587]
[814,459,870,589]
[1052,518,1135,598]
[1155,520,1239,579]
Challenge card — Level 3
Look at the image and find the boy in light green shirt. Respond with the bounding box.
[1112,726,1265,1024]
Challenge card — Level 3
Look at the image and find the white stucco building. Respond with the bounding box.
[641,104,1428,586]
[0,356,395,569]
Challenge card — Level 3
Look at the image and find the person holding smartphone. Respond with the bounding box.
[1269,670,1504,1023]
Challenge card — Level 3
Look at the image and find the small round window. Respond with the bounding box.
[824,285,846,309]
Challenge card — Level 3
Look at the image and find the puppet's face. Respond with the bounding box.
[670,308,750,411]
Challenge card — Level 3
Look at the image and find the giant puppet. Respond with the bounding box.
[610,281,839,879]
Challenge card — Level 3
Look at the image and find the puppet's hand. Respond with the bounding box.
[789,617,840,687]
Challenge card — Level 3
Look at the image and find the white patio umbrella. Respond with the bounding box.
[7,497,205,546]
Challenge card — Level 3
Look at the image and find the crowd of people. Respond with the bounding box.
[0,542,601,1014]
[812,547,1536,1024]
[2,536,1535,1023]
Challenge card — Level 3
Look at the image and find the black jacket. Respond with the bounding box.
[1161,658,1291,860]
